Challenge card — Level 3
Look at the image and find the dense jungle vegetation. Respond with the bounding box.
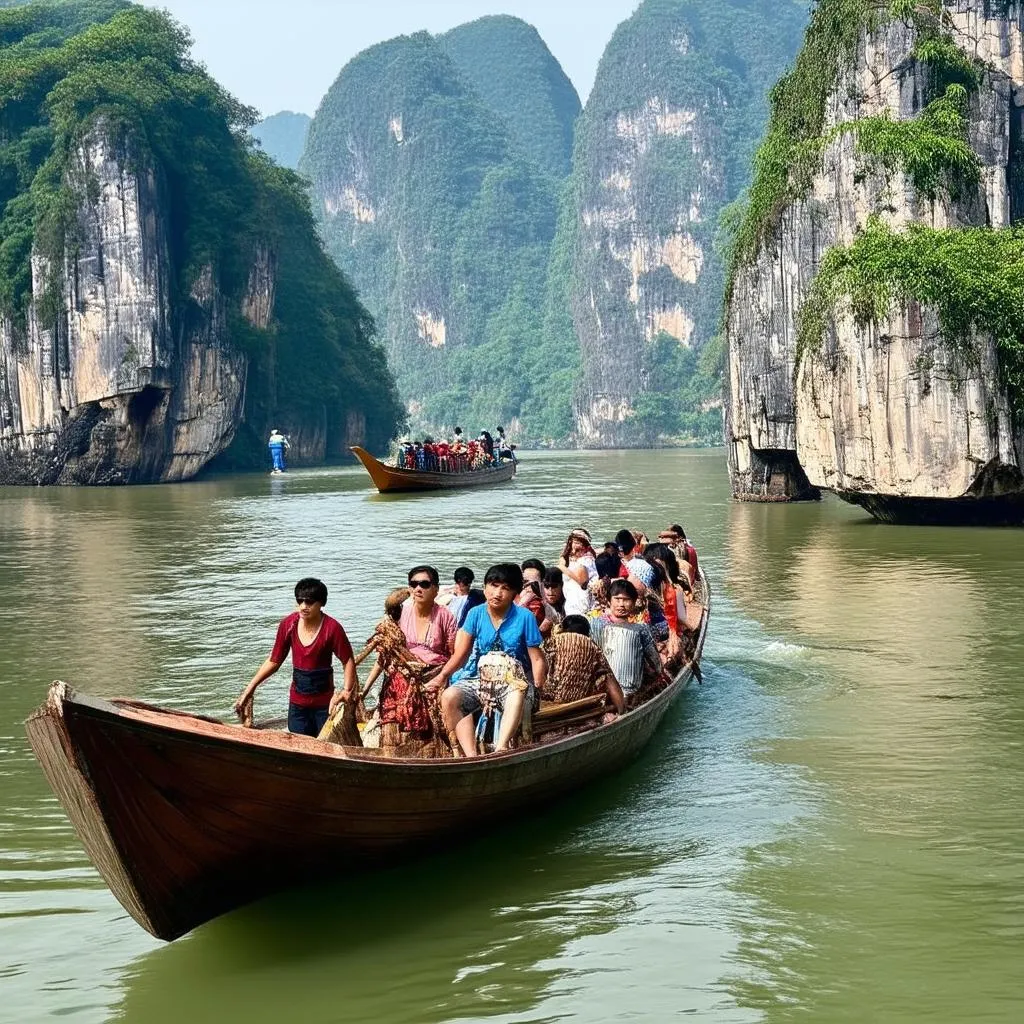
[438,15,581,179]
[304,2,813,445]
[0,0,402,463]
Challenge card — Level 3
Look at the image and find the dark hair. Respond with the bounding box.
[595,551,622,580]
[644,543,682,587]
[671,524,686,539]
[408,565,439,587]
[542,567,563,588]
[454,426,463,436]
[561,615,591,637]
[603,541,618,551]
[615,528,636,556]
[453,566,474,586]
[521,557,546,574]
[484,562,523,592]
[609,579,638,601]
[295,577,328,605]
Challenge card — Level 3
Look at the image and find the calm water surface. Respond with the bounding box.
[0,450,1021,1023]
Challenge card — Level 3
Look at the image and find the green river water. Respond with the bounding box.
[0,450,1021,1023]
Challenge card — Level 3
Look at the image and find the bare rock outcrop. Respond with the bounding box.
[725,0,1024,522]
[0,130,268,484]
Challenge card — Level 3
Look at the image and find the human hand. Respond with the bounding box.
[233,690,253,718]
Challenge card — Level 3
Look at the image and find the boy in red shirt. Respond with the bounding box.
[235,578,358,737]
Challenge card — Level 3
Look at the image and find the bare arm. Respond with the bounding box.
[428,628,475,691]
[558,556,589,587]
[235,659,281,714]
[603,672,626,715]
[329,656,359,713]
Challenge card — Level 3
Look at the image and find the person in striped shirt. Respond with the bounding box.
[589,580,662,698]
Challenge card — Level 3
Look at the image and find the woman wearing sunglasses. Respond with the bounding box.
[400,566,458,667]
[377,566,458,742]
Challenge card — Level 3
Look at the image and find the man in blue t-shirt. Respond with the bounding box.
[432,562,547,756]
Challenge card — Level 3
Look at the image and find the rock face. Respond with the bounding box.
[0,125,373,485]
[569,0,806,447]
[0,130,260,484]
[725,0,1024,522]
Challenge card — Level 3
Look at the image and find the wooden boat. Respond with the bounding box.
[350,445,516,493]
[25,573,710,942]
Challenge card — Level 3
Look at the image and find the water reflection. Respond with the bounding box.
[6,452,788,1023]
[114,796,667,1024]
[724,497,1024,1021]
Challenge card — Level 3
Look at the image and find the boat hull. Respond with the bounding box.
[350,445,516,492]
[26,577,710,941]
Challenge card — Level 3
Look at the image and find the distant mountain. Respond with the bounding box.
[563,0,808,446]
[439,15,580,179]
[252,111,311,170]
[302,28,572,439]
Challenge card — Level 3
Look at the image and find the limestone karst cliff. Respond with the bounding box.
[302,24,577,439]
[565,0,807,447]
[0,4,401,485]
[725,0,1024,522]
[438,16,581,179]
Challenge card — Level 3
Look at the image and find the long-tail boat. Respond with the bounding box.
[25,573,710,942]
[350,445,516,493]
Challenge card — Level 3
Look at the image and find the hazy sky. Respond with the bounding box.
[144,1,641,118]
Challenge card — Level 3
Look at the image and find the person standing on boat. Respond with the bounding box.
[234,578,357,738]
[431,563,547,756]
[268,428,290,474]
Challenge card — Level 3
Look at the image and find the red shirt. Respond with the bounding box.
[270,612,354,708]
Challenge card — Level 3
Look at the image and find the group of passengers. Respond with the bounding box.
[234,525,702,758]
[396,426,516,473]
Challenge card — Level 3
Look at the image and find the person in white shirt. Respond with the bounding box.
[557,528,598,615]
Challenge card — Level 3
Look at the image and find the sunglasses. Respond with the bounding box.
[409,579,435,589]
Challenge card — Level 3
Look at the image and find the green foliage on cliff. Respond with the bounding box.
[304,29,574,441]
[842,85,979,198]
[727,0,985,281]
[795,218,1024,402]
[0,1,403,459]
[252,110,311,170]
[439,16,580,179]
